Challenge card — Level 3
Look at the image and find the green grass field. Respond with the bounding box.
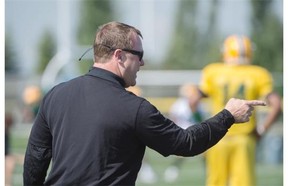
[8,124,283,186]
[136,149,283,186]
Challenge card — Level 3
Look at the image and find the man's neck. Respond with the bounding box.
[93,62,122,81]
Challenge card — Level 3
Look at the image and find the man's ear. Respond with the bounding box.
[114,49,123,62]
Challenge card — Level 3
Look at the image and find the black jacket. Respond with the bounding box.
[23,67,234,185]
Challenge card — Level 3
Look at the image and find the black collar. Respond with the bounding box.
[86,67,126,87]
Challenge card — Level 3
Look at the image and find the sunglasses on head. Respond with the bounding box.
[78,44,144,61]
[100,44,144,61]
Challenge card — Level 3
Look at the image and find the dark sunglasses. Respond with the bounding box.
[100,44,144,61]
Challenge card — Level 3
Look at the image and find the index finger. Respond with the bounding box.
[246,100,267,106]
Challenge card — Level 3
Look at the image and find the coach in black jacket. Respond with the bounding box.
[23,21,266,185]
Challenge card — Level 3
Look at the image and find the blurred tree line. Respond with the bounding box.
[72,0,282,74]
[77,0,114,73]
[250,0,283,72]
[5,0,113,76]
[5,0,282,79]
[163,0,283,73]
[37,0,114,74]
[5,33,18,74]
[163,0,221,70]
[37,31,57,75]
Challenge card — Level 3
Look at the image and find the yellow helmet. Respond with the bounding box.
[222,35,252,65]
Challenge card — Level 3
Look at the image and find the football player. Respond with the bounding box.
[195,35,282,186]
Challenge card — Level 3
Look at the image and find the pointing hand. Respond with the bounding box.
[225,98,266,123]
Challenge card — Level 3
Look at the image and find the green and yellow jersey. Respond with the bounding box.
[200,63,273,135]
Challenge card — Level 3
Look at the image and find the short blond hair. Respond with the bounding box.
[93,22,143,62]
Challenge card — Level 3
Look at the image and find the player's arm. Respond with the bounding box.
[188,88,205,112]
[256,92,282,136]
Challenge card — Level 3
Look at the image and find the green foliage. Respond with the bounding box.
[250,0,283,72]
[77,0,114,45]
[77,0,114,73]
[162,0,198,69]
[37,31,56,74]
[163,0,282,72]
[162,0,221,70]
[5,34,18,73]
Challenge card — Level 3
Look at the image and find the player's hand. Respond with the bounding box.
[252,127,262,141]
[224,98,266,123]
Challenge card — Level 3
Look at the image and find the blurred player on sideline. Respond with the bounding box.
[169,84,204,129]
[194,35,282,186]
[164,83,205,182]
[22,85,42,123]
